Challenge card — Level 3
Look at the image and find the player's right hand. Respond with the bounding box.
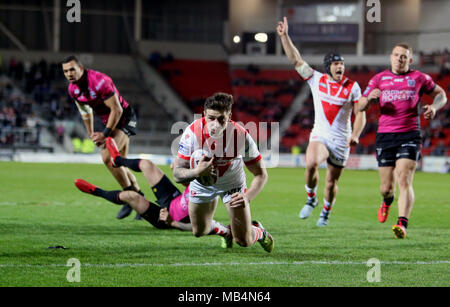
[277,16,288,37]
[368,88,381,102]
[228,192,248,209]
[196,155,216,177]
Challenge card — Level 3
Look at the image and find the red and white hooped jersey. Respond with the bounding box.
[177,117,262,191]
[302,70,361,140]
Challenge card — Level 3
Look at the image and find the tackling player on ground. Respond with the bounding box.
[74,137,232,246]
[359,42,447,238]
[277,17,366,226]
[173,92,274,252]
[62,55,142,220]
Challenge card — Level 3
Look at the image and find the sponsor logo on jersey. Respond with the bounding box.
[89,88,97,98]
[394,78,404,82]
[381,90,415,102]
[381,76,393,81]
[178,144,190,156]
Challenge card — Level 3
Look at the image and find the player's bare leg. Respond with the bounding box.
[225,200,253,247]
[300,141,329,219]
[138,159,165,187]
[317,164,344,226]
[113,130,141,191]
[188,199,231,245]
[225,197,274,252]
[392,159,417,238]
[188,199,219,237]
[377,166,396,223]
[103,130,142,219]
[118,190,149,214]
[101,148,132,188]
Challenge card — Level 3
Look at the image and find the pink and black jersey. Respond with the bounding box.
[301,70,362,140]
[362,69,435,133]
[177,117,261,191]
[68,69,130,125]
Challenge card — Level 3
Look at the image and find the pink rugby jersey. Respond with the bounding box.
[177,117,262,190]
[68,69,130,125]
[169,185,190,222]
[362,70,435,133]
[301,70,362,140]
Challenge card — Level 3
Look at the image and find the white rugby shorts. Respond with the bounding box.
[189,179,247,204]
[309,132,350,168]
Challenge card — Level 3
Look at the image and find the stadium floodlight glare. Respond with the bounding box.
[254,33,268,43]
[233,35,241,44]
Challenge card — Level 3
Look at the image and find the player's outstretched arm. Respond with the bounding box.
[347,105,366,147]
[358,89,381,112]
[422,84,447,120]
[91,94,123,145]
[244,159,268,202]
[75,101,94,136]
[159,208,192,231]
[277,16,306,69]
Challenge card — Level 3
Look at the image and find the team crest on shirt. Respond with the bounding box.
[407,80,416,87]
[74,88,80,95]
[89,90,97,98]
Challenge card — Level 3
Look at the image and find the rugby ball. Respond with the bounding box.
[190,149,217,186]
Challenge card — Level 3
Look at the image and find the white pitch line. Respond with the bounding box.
[0,260,449,268]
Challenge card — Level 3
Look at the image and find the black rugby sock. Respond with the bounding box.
[397,216,409,229]
[384,196,394,206]
[93,188,124,205]
[114,157,142,172]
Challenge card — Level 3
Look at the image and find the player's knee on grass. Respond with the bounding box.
[192,225,211,238]
[234,237,252,247]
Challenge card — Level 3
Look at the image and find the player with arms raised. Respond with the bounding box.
[173,92,274,252]
[62,55,143,220]
[359,43,447,238]
[277,17,366,226]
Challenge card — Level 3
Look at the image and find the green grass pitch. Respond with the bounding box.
[0,161,448,287]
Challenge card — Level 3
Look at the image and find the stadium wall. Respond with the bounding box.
[0,50,137,78]
[137,40,228,61]
[6,153,449,174]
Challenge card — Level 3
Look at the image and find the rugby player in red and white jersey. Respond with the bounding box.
[172,92,274,252]
[277,17,366,226]
[359,42,447,238]
[62,55,143,220]
[73,138,232,247]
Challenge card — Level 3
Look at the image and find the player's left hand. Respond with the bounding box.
[422,104,436,120]
[91,132,106,146]
[159,207,173,225]
[228,193,249,209]
[346,135,359,147]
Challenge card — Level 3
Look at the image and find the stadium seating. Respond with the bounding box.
[149,60,450,156]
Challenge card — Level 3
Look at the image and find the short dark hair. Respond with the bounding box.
[393,42,413,55]
[62,55,82,66]
[204,92,234,113]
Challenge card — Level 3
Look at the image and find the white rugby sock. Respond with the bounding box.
[209,220,230,237]
[305,184,318,199]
